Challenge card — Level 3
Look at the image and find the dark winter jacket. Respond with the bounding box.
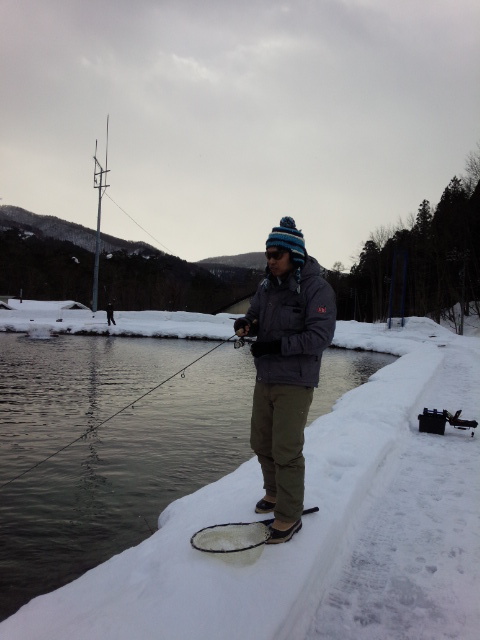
[244,256,336,387]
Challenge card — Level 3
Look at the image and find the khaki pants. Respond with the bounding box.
[250,382,314,522]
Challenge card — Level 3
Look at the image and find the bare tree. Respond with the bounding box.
[404,212,416,231]
[464,141,480,195]
[369,224,395,250]
[331,261,346,273]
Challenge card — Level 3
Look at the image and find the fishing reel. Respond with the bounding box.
[233,319,258,349]
[234,336,246,349]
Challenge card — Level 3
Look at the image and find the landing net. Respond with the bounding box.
[190,522,270,565]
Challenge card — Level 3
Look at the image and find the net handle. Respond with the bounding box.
[258,506,319,525]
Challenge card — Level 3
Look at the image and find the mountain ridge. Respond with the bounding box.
[0,205,162,257]
[0,204,265,312]
[197,252,266,271]
[0,204,329,273]
[0,204,267,270]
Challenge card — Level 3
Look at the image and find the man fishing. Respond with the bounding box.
[234,217,336,543]
[106,301,116,326]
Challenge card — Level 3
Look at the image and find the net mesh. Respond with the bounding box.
[191,522,270,565]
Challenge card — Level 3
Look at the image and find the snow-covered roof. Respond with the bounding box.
[7,299,90,311]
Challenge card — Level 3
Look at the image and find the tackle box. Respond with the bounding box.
[418,408,446,435]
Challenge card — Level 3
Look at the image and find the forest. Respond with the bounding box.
[332,173,479,328]
[0,231,263,315]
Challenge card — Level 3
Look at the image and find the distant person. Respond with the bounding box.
[106,302,116,326]
[234,217,336,543]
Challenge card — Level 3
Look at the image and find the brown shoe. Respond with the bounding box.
[255,499,276,514]
[266,519,302,544]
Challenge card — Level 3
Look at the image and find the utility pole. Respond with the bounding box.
[92,116,110,314]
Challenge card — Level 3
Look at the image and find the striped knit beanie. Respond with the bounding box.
[266,217,306,267]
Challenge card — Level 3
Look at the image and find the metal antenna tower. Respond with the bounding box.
[92,116,110,314]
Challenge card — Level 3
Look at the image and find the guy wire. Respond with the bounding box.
[0,334,238,490]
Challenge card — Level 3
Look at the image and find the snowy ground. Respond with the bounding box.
[306,341,480,640]
[0,303,479,640]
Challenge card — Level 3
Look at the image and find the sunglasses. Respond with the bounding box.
[265,249,286,260]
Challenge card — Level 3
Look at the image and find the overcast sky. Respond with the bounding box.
[1,0,479,270]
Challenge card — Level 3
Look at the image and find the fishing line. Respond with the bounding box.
[0,334,238,490]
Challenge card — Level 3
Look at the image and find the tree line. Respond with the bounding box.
[331,172,480,326]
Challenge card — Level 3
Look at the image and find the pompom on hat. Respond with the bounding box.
[266,216,306,266]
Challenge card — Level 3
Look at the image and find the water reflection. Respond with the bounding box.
[87,337,100,417]
[311,348,394,419]
[76,338,115,526]
[75,433,108,524]
[0,333,396,622]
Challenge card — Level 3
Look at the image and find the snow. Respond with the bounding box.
[5,299,90,312]
[0,305,479,640]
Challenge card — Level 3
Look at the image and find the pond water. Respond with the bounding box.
[0,333,396,621]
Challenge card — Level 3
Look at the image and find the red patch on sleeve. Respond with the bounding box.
[317,306,327,313]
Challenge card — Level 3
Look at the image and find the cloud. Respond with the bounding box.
[1,0,479,269]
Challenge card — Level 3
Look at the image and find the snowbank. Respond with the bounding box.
[1,301,236,340]
[0,300,465,353]
[0,308,478,640]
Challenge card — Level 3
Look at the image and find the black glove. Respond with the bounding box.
[234,317,250,333]
[250,340,281,358]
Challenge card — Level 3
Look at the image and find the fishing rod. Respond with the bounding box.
[0,333,240,491]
